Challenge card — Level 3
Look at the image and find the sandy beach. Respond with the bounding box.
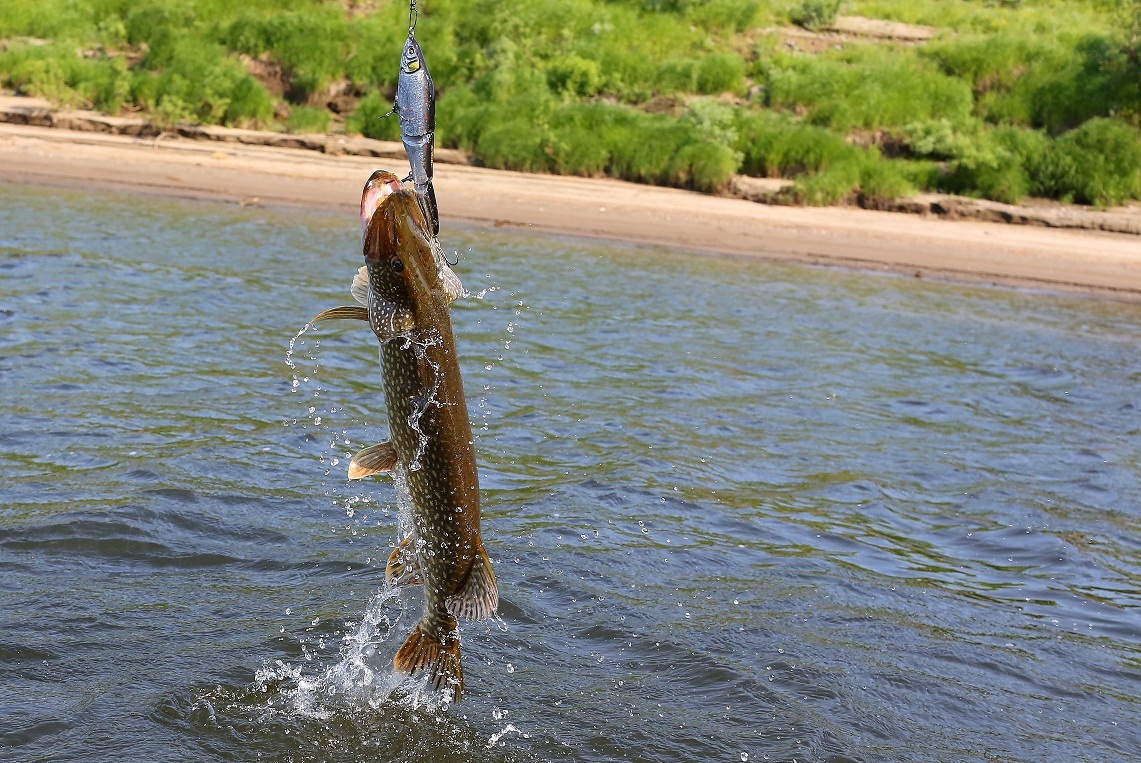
[2,122,1139,299]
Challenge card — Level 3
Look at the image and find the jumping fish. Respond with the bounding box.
[312,170,494,702]
[395,34,439,237]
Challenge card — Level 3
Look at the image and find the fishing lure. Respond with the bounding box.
[395,0,439,236]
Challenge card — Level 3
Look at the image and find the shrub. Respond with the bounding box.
[474,118,553,173]
[784,153,916,207]
[903,118,974,160]
[545,101,740,190]
[285,105,331,133]
[1,42,134,113]
[678,141,740,191]
[547,54,602,98]
[686,0,762,31]
[790,0,841,32]
[1032,117,1141,206]
[975,34,1140,132]
[695,51,746,94]
[345,92,401,140]
[764,50,975,130]
[655,57,698,94]
[126,2,198,68]
[735,110,859,176]
[225,9,350,101]
[923,33,1069,94]
[787,160,862,205]
[133,40,273,126]
[859,159,916,206]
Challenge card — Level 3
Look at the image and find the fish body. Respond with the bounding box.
[314,170,494,701]
[395,34,439,237]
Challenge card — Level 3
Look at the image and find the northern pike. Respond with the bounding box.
[312,170,495,702]
[395,34,439,237]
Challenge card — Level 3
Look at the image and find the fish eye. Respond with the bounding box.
[389,257,404,272]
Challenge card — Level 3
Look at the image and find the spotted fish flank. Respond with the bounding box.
[311,169,496,702]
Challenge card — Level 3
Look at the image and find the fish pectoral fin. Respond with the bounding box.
[386,535,423,588]
[350,266,369,305]
[347,441,398,480]
[393,624,463,702]
[431,240,464,303]
[311,305,369,323]
[438,260,464,304]
[446,543,499,622]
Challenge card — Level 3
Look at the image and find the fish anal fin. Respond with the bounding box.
[311,305,369,323]
[347,441,397,480]
[386,535,423,588]
[393,625,463,702]
[446,543,498,622]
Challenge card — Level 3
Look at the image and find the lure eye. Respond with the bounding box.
[389,257,404,273]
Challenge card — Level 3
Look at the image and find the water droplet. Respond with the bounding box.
[506,663,515,673]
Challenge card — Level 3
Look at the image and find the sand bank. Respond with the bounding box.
[2,122,1139,299]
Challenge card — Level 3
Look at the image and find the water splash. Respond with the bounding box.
[253,584,456,719]
[285,322,313,377]
[400,329,444,473]
[487,723,525,749]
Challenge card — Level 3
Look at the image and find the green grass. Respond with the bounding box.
[285,104,331,133]
[1,0,1139,206]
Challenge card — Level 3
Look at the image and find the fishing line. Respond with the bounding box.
[408,0,419,35]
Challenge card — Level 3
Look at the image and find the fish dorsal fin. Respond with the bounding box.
[351,266,369,305]
[445,543,498,621]
[368,285,415,341]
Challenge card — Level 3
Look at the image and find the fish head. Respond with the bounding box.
[360,169,441,319]
[401,35,425,74]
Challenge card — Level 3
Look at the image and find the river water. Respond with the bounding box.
[0,180,1138,763]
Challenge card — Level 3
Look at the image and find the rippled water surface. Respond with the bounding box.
[1,181,1139,763]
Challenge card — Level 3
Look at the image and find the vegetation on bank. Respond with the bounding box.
[1,0,1139,207]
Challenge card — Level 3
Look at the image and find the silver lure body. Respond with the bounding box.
[395,34,439,236]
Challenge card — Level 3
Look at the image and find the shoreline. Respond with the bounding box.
[2,122,1140,300]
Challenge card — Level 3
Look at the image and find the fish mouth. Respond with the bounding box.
[361,170,434,269]
[361,170,406,233]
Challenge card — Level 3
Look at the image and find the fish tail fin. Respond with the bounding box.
[393,624,463,702]
[446,542,498,622]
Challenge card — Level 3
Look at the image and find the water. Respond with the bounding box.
[1,180,1138,763]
